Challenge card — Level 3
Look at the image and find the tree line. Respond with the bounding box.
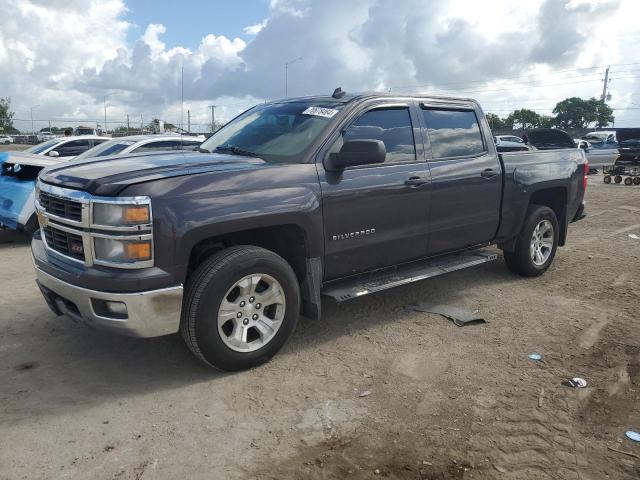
[487,97,614,131]
[0,95,618,135]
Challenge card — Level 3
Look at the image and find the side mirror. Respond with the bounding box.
[326,140,386,171]
[48,150,59,157]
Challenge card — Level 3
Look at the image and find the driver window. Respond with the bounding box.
[342,107,416,163]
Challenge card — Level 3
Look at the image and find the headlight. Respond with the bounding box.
[93,203,150,226]
[94,238,152,263]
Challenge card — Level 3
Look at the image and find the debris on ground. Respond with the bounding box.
[625,431,640,442]
[528,353,543,361]
[628,234,640,240]
[562,377,587,388]
[607,446,640,459]
[359,390,371,398]
[411,303,486,327]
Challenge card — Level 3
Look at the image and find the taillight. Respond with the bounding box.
[583,162,589,190]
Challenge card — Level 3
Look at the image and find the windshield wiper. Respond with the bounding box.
[214,144,261,158]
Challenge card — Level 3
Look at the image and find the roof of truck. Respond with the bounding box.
[275,91,478,105]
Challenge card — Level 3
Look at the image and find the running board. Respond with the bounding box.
[322,248,498,302]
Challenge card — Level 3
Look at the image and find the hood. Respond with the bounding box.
[524,129,576,150]
[39,150,266,196]
[0,150,67,168]
[616,128,640,147]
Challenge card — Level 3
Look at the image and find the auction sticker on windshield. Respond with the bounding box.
[302,106,339,118]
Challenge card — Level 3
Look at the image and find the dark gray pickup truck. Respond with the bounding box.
[32,91,588,370]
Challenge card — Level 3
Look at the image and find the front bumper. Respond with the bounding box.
[35,267,183,338]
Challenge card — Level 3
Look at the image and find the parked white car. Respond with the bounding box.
[36,131,57,142]
[25,135,109,159]
[0,135,13,145]
[73,134,205,161]
[494,135,528,152]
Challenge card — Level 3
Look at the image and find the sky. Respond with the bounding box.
[1,0,639,132]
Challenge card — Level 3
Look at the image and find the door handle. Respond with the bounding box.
[480,168,499,179]
[405,176,428,186]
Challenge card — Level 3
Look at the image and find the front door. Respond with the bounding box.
[318,103,432,280]
[419,106,502,255]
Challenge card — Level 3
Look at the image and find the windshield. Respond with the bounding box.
[74,139,135,161]
[199,101,344,163]
[25,139,62,154]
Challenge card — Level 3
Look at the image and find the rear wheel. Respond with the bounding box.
[503,205,559,277]
[603,175,612,184]
[614,175,623,184]
[181,246,300,371]
[633,177,640,186]
[624,177,633,186]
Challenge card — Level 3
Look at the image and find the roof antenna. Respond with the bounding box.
[332,87,346,99]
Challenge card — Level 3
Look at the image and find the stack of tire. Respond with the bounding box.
[603,174,640,185]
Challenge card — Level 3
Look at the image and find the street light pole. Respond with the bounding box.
[284,57,302,97]
[209,105,216,132]
[30,105,40,135]
[103,93,114,134]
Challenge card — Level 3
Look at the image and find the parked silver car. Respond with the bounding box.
[73,134,205,161]
[574,138,618,170]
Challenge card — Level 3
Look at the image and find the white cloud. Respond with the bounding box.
[243,19,268,35]
[1,0,639,130]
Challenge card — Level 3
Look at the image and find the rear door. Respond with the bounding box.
[318,101,432,280]
[420,105,502,255]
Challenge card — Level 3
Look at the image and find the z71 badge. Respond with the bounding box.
[332,228,376,241]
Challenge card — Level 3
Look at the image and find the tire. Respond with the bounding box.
[181,245,300,371]
[633,177,640,186]
[614,175,622,184]
[503,205,559,277]
[604,175,612,184]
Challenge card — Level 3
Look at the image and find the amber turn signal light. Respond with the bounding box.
[124,241,152,261]
[123,205,150,224]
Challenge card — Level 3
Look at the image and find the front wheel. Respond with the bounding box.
[503,205,559,277]
[181,246,300,371]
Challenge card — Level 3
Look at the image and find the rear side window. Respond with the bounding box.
[132,140,180,152]
[343,107,416,163]
[422,109,485,159]
[55,139,91,157]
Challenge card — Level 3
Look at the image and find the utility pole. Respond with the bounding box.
[140,114,143,131]
[187,109,191,133]
[209,105,216,132]
[601,66,610,102]
[127,114,130,131]
[284,57,302,97]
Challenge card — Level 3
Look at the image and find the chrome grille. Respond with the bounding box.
[42,225,85,261]
[39,191,82,222]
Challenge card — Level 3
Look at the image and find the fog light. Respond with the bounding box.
[105,301,127,316]
[92,299,128,319]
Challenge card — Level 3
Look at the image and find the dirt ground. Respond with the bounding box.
[1,175,639,480]
[0,144,30,152]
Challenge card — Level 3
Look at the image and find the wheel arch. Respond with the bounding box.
[185,223,323,320]
[528,187,568,246]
